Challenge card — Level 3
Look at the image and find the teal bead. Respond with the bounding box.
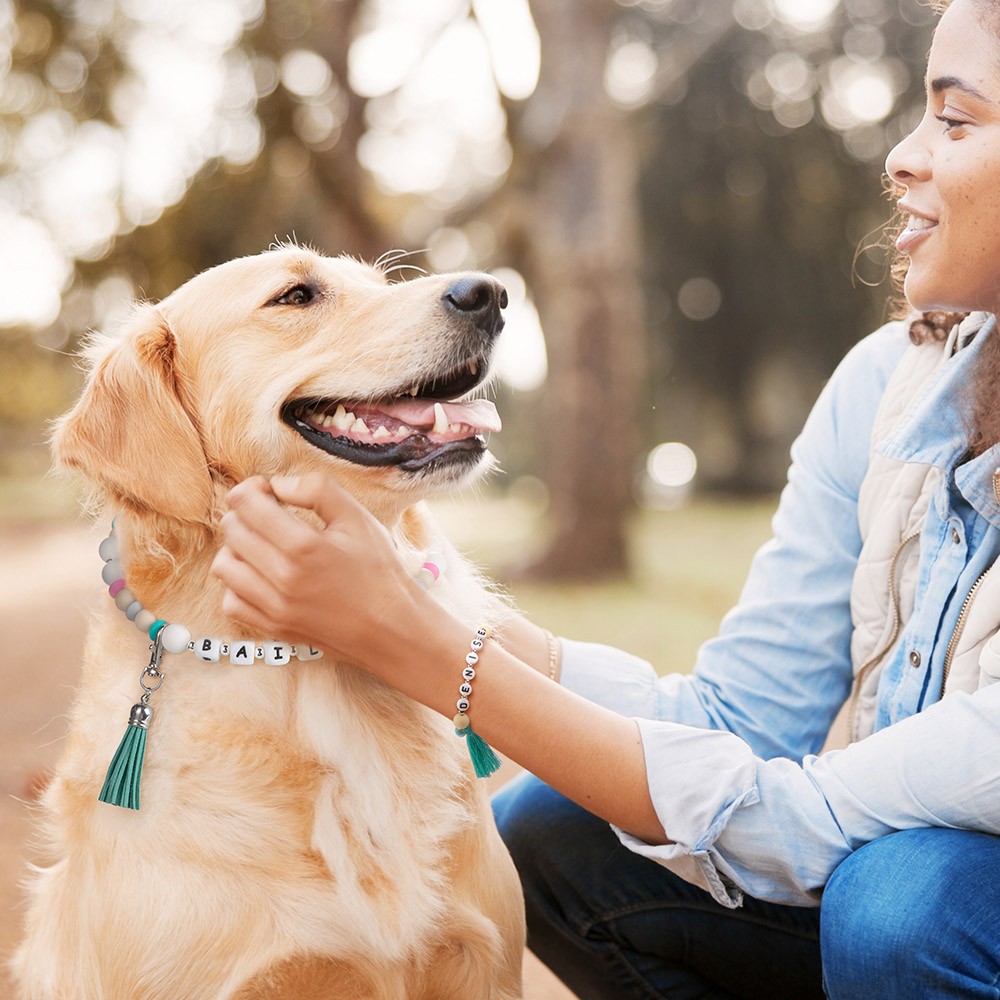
[149,619,167,641]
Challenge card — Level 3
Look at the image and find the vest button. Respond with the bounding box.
[909,650,922,667]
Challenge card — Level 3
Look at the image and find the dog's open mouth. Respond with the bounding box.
[281,356,501,472]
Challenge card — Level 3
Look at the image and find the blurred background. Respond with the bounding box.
[0,0,936,993]
[1,0,936,572]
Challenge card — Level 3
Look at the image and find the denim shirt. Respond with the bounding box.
[559,315,1000,908]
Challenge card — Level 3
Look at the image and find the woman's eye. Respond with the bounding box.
[274,284,316,306]
[935,114,967,133]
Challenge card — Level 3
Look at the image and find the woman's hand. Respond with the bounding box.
[212,473,437,670]
[213,473,665,843]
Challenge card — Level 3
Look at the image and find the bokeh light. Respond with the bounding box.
[490,267,548,393]
[677,277,722,321]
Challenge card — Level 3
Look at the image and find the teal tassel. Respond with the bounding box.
[459,726,501,778]
[99,703,153,810]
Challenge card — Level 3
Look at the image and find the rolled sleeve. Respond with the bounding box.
[615,683,1000,910]
[558,637,663,718]
[614,720,760,908]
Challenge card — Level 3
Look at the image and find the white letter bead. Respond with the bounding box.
[101,560,123,585]
[295,645,324,661]
[459,682,472,697]
[114,587,136,611]
[159,623,191,654]
[195,637,221,662]
[264,641,292,666]
[229,641,257,665]
[98,536,119,561]
[462,666,476,681]
[471,638,483,650]
[457,697,470,712]
[465,651,478,665]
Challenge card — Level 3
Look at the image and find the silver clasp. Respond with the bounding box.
[138,635,166,704]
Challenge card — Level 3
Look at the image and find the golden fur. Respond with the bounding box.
[13,248,525,999]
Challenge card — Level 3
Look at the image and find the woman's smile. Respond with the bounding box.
[895,209,939,254]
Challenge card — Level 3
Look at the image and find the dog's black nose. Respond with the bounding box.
[442,275,508,338]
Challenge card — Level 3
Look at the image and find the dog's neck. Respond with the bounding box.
[107,496,430,626]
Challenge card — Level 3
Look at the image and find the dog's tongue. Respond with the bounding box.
[376,398,501,432]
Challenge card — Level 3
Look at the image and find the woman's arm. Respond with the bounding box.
[212,321,916,906]
[214,474,663,842]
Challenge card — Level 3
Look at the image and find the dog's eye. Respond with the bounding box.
[272,284,317,306]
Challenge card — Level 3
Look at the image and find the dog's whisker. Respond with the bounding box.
[384,263,429,280]
[374,248,430,279]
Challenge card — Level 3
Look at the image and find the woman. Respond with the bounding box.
[213,1,1000,996]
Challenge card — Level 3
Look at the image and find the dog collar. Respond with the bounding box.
[96,517,446,811]
[98,519,444,665]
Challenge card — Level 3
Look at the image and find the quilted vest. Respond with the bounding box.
[824,312,1000,751]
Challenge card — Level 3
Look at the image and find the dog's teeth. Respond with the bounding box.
[321,414,333,427]
[372,426,391,440]
[407,386,419,397]
[395,425,411,439]
[433,402,449,434]
[351,417,369,434]
[329,404,350,430]
[469,359,478,376]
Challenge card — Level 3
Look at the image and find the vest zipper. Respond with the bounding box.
[848,531,921,742]
[940,566,990,695]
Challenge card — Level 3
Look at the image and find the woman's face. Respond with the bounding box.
[886,0,1000,314]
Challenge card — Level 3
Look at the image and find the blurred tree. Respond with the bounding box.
[87,0,392,299]
[487,0,646,578]
[633,0,936,492]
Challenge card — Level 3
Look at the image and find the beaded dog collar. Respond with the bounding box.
[97,519,446,810]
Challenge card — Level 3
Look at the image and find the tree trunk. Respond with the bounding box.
[514,0,645,579]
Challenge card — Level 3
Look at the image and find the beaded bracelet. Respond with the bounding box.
[452,626,501,778]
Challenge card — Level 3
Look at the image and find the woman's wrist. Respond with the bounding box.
[495,613,562,683]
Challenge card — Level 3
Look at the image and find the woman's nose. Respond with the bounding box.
[885,120,931,186]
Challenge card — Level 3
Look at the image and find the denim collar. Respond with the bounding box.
[875,312,1000,527]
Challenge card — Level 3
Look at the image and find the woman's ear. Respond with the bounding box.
[52,305,214,523]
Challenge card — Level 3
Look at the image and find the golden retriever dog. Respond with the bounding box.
[13,247,525,999]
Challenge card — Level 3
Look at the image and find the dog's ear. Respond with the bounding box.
[53,305,214,522]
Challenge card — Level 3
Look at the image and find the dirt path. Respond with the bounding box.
[0,519,573,999]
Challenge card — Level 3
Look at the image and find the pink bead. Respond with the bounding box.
[421,561,441,581]
[109,579,126,597]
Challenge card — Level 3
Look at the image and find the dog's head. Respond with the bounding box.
[53,247,507,523]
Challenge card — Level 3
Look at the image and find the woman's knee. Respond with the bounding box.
[821,828,1000,1000]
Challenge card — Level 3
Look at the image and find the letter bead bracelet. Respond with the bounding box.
[452,626,501,778]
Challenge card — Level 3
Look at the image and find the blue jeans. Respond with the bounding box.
[493,774,1000,1000]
